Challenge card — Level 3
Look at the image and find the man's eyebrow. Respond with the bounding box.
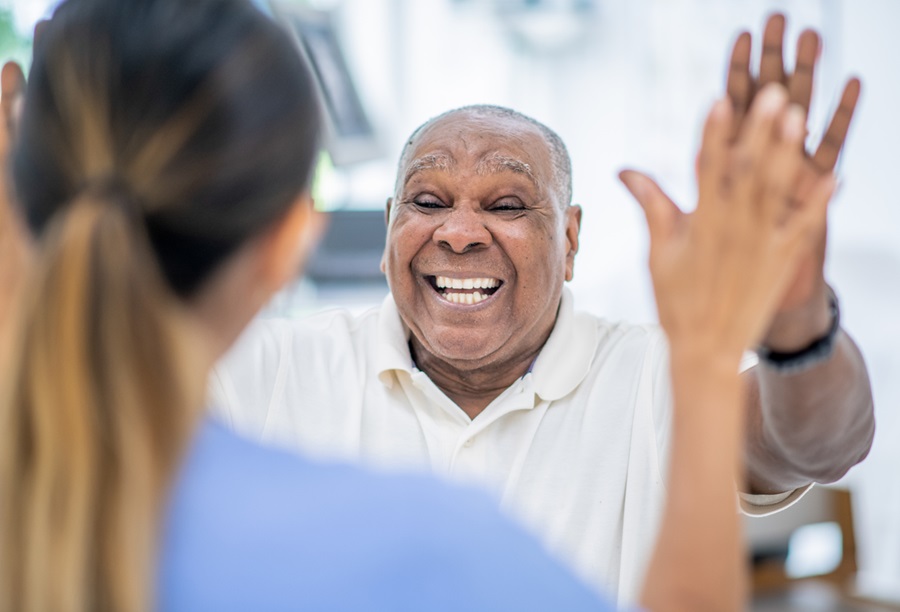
[475,152,536,187]
[403,153,454,184]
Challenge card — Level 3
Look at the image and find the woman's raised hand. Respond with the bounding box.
[621,83,836,365]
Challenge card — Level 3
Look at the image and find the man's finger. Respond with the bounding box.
[811,78,861,173]
[788,29,819,116]
[759,14,786,87]
[726,31,752,141]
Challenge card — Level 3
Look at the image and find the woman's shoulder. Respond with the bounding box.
[157,419,611,611]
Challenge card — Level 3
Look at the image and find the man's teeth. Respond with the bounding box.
[442,291,487,305]
[433,276,499,305]
[434,276,500,290]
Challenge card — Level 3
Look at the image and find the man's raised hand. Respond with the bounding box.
[727,13,860,177]
[725,13,860,337]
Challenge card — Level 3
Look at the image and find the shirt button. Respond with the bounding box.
[463,439,473,448]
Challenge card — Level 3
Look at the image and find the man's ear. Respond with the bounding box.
[564,204,582,282]
[380,197,392,274]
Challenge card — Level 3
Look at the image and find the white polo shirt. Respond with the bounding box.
[210,288,795,606]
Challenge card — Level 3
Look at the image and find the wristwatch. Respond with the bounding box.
[756,288,841,374]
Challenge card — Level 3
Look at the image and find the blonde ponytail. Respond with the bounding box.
[1,192,204,612]
[3,1,323,608]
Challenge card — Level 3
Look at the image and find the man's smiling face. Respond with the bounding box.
[382,111,580,372]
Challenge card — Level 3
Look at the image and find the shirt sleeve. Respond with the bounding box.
[739,484,814,516]
[736,351,813,516]
[651,336,811,516]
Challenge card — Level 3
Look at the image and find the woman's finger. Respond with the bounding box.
[1,61,26,139]
[696,98,732,214]
[778,174,835,274]
[619,170,682,246]
[728,84,788,213]
[760,105,806,225]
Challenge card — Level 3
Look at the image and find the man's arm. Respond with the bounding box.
[743,327,875,494]
[727,15,874,495]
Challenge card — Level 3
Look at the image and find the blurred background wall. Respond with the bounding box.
[4,0,899,602]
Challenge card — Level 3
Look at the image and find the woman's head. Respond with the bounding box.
[14,0,321,299]
[1,2,322,611]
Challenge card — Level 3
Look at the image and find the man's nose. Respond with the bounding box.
[432,206,492,253]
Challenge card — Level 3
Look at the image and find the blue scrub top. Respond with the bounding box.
[157,418,614,611]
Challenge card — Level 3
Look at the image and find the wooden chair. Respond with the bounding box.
[747,485,857,593]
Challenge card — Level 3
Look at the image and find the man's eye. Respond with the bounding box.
[413,199,445,209]
[490,200,525,212]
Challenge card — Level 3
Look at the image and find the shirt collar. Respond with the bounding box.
[375,287,598,400]
[375,293,414,389]
[530,287,598,401]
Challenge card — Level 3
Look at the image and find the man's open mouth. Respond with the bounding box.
[427,275,503,305]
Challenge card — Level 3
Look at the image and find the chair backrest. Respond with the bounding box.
[746,485,856,593]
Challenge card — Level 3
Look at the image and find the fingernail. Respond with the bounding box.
[758,84,787,115]
[711,98,729,120]
[619,170,645,198]
[782,104,805,140]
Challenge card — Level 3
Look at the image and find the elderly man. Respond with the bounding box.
[211,16,874,604]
